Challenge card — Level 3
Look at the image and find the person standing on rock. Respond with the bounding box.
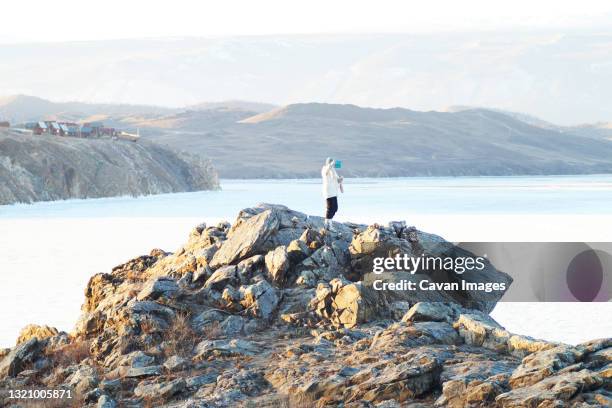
[321,157,343,230]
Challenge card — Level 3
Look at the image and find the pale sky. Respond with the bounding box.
[2,0,612,43]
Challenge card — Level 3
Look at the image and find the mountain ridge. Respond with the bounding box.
[3,96,612,179]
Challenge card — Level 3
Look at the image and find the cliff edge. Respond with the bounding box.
[0,132,219,205]
[0,204,609,407]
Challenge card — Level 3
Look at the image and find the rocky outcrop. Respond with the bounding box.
[0,133,219,205]
[1,204,609,407]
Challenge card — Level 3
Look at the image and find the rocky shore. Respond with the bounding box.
[0,133,219,205]
[1,204,610,407]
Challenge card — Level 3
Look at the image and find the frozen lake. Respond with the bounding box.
[1,175,611,347]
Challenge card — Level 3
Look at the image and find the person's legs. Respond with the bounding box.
[325,196,338,230]
[330,196,338,219]
[325,197,334,220]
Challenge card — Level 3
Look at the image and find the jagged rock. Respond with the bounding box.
[287,238,311,264]
[351,225,512,313]
[66,365,99,394]
[508,345,584,388]
[204,265,238,291]
[120,365,163,378]
[194,245,219,269]
[118,351,155,368]
[134,378,186,400]
[370,321,459,350]
[215,369,268,397]
[402,302,457,323]
[186,372,218,389]
[497,369,605,407]
[194,339,260,360]
[191,309,228,333]
[164,355,189,372]
[5,204,610,408]
[389,301,412,320]
[296,269,317,287]
[15,324,60,345]
[265,246,291,284]
[100,378,121,392]
[346,356,442,403]
[436,376,508,407]
[0,337,41,377]
[221,286,243,311]
[236,254,264,283]
[192,266,212,284]
[220,315,245,335]
[137,276,179,300]
[453,313,509,352]
[332,283,387,328]
[240,280,279,319]
[210,209,280,268]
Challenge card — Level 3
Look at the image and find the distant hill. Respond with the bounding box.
[0,95,176,124]
[0,95,262,132]
[145,102,612,178]
[0,131,218,205]
[3,97,612,179]
[188,100,277,113]
[449,105,612,141]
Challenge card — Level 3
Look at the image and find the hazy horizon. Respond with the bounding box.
[2,30,612,126]
[2,1,612,125]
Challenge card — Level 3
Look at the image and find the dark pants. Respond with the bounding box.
[326,196,338,219]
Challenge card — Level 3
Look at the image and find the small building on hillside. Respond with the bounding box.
[0,121,9,128]
[45,121,61,135]
[80,125,93,138]
[58,122,79,137]
[83,121,105,137]
[99,127,116,136]
[25,122,48,135]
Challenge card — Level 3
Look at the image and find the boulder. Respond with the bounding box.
[236,254,264,283]
[204,265,238,291]
[402,302,457,323]
[332,282,387,328]
[240,280,279,319]
[453,313,510,352]
[191,309,228,333]
[137,277,179,301]
[117,351,155,368]
[220,315,245,336]
[286,239,311,264]
[16,324,59,345]
[120,365,163,378]
[265,246,291,284]
[164,355,189,372]
[0,337,41,377]
[194,339,260,360]
[66,365,99,394]
[350,225,512,313]
[134,378,186,400]
[210,209,280,268]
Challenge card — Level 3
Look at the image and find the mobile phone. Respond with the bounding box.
[335,160,342,169]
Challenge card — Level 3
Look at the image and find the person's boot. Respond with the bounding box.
[327,219,336,232]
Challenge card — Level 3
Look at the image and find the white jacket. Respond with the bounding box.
[321,163,340,198]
